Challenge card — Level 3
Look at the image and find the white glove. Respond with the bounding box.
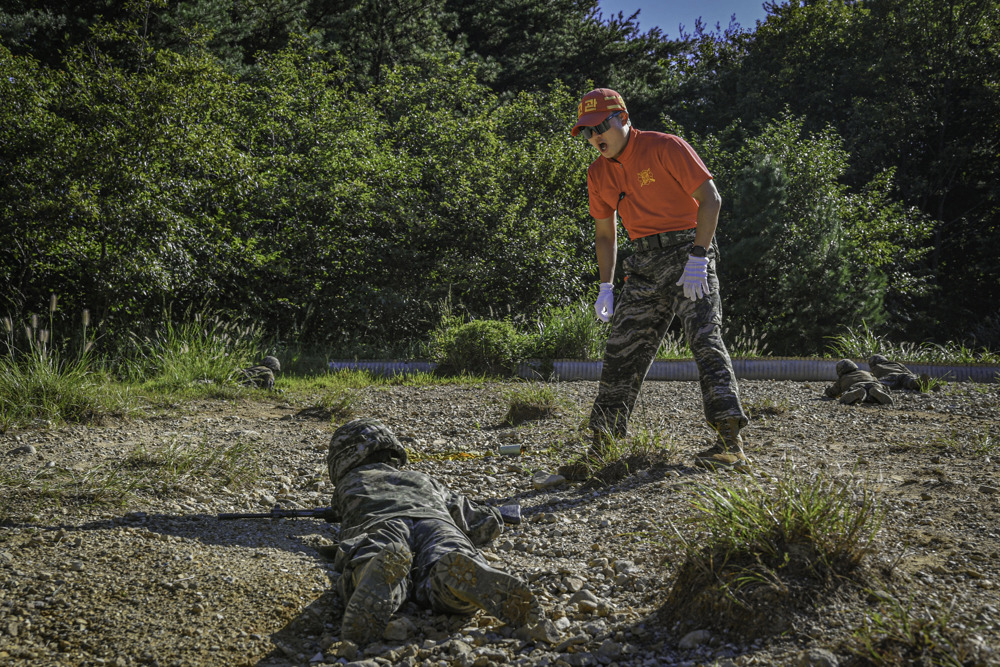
[594,282,614,322]
[676,255,710,301]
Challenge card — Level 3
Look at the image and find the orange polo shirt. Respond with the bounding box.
[587,128,712,240]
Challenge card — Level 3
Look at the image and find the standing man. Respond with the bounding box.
[569,88,749,471]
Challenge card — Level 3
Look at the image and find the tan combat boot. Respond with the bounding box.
[695,417,749,471]
[432,552,535,627]
[839,387,866,405]
[868,384,894,406]
[340,543,412,645]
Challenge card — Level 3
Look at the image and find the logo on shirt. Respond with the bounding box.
[637,169,656,187]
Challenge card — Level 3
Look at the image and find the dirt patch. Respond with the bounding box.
[2,379,999,666]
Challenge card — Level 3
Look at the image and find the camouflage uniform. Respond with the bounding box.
[825,359,893,405]
[238,355,280,390]
[327,419,548,646]
[590,230,748,438]
[868,354,925,391]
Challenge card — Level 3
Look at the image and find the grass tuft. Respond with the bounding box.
[1,437,264,522]
[126,437,263,492]
[745,396,791,420]
[120,308,267,390]
[684,470,883,574]
[557,425,677,486]
[502,383,564,425]
[845,596,989,666]
[660,468,883,637]
[0,302,137,431]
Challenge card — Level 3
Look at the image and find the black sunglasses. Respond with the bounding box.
[580,111,623,140]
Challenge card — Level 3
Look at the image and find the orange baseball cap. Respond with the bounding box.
[571,88,628,136]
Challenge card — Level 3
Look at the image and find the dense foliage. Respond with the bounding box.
[1,0,997,357]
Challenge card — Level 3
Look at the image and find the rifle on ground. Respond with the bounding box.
[217,503,522,525]
[218,505,340,522]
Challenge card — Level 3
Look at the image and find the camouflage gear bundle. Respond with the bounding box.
[825,359,893,405]
[590,231,747,436]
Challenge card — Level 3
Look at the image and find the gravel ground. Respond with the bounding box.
[2,377,1000,667]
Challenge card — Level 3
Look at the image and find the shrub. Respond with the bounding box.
[530,300,606,361]
[429,317,530,377]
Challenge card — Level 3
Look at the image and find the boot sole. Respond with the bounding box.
[437,552,534,626]
[340,544,412,645]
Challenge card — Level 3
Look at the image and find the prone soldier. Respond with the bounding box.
[825,359,894,406]
[868,354,928,391]
[237,355,280,390]
[326,418,556,646]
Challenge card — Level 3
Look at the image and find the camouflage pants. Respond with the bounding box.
[878,373,921,391]
[842,381,891,403]
[336,516,488,615]
[590,230,747,436]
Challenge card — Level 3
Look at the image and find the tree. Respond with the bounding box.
[683,114,932,355]
[669,0,1000,342]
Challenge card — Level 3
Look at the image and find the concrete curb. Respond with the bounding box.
[328,359,999,383]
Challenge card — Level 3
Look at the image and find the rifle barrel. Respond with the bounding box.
[217,508,335,520]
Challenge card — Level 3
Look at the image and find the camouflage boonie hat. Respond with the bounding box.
[328,418,408,484]
[836,359,859,375]
[261,356,281,372]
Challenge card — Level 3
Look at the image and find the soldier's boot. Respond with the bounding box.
[839,387,866,405]
[340,543,412,645]
[431,552,535,628]
[695,417,749,471]
[869,384,894,406]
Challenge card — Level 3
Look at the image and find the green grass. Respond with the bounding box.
[846,595,986,666]
[676,468,883,581]
[1,436,264,521]
[126,436,263,492]
[532,300,607,361]
[827,323,1000,364]
[653,323,771,360]
[654,330,690,360]
[501,382,566,425]
[924,427,997,458]
[282,368,486,392]
[555,424,677,481]
[120,309,267,388]
[659,468,884,637]
[745,396,791,420]
[619,425,678,460]
[1,306,138,431]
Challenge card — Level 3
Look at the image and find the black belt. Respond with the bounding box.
[633,230,694,252]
